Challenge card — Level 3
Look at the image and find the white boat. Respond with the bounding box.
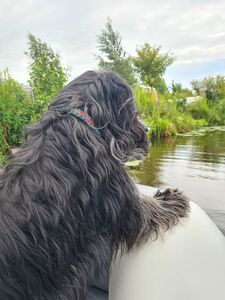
[109,184,225,300]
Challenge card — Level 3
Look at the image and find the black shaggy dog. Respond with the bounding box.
[0,70,189,300]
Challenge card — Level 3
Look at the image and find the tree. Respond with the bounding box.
[170,80,193,112]
[96,18,136,86]
[191,75,225,102]
[132,43,175,93]
[171,80,192,97]
[25,33,70,106]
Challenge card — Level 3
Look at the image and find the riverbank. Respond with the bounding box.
[134,87,225,139]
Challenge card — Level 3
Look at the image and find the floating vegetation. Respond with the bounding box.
[180,126,225,136]
[125,160,143,168]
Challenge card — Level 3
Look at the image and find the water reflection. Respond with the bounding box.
[129,127,225,234]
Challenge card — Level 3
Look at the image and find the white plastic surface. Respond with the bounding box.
[109,185,225,300]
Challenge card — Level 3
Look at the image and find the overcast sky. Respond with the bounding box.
[1,0,225,87]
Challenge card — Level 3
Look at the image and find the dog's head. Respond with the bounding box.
[48,70,149,163]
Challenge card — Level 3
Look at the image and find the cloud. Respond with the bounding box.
[0,0,224,86]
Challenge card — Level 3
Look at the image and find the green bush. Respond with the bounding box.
[191,75,225,102]
[145,117,177,138]
[186,98,210,120]
[214,99,225,125]
[172,114,204,133]
[134,86,155,117]
[0,70,36,160]
[134,87,205,138]
[182,97,225,125]
[207,106,223,125]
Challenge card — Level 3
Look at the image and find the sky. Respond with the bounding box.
[0,0,225,88]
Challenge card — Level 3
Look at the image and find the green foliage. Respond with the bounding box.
[1,34,70,166]
[216,99,225,124]
[145,117,177,138]
[25,33,70,112]
[206,106,223,125]
[171,80,193,99]
[191,75,225,102]
[134,86,155,117]
[186,98,210,120]
[132,43,175,93]
[171,114,205,133]
[0,70,37,161]
[134,87,208,138]
[96,18,136,86]
[185,97,225,125]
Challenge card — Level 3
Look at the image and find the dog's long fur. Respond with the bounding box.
[0,71,190,300]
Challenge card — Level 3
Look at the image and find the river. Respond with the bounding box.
[129,126,225,235]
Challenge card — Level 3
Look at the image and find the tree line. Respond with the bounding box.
[24,18,225,105]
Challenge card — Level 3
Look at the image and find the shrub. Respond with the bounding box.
[134,86,206,138]
[186,97,210,120]
[215,99,225,125]
[0,70,36,160]
[145,117,177,138]
[134,86,155,117]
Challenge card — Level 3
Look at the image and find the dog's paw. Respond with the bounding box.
[153,188,190,218]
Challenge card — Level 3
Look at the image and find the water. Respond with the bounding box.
[129,127,225,235]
